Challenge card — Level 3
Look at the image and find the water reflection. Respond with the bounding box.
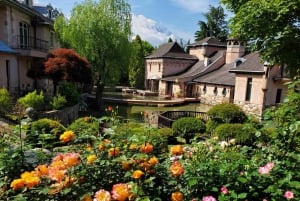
[103,103,211,126]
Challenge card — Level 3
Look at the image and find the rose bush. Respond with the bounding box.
[1,79,299,200]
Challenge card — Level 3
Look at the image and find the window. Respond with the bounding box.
[222,88,227,97]
[245,78,252,101]
[19,22,29,49]
[213,86,218,96]
[275,89,282,103]
[158,63,161,72]
[50,31,54,48]
[149,63,151,72]
[203,85,207,94]
[6,60,10,90]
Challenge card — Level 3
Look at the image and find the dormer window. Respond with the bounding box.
[234,58,246,68]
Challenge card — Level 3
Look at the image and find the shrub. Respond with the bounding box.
[58,82,80,106]
[172,117,206,143]
[214,123,257,145]
[67,116,99,143]
[50,94,67,110]
[27,118,65,148]
[206,119,220,136]
[0,88,12,115]
[207,103,247,123]
[17,90,44,111]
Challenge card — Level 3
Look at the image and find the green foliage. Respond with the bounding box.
[58,82,79,106]
[214,123,257,145]
[27,118,65,149]
[30,118,65,136]
[172,117,206,143]
[50,94,67,110]
[17,90,44,111]
[207,103,248,123]
[206,119,221,135]
[67,116,99,143]
[194,5,228,42]
[221,0,300,76]
[2,79,300,201]
[129,35,145,88]
[54,0,132,106]
[0,88,12,115]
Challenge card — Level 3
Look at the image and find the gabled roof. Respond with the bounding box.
[229,52,265,74]
[145,42,197,60]
[0,40,16,54]
[188,37,226,48]
[193,63,236,86]
[162,50,225,82]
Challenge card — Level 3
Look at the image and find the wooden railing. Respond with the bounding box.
[158,111,209,128]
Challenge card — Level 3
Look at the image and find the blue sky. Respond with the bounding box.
[34,0,222,46]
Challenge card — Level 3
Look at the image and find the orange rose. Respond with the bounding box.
[170,161,184,177]
[59,131,75,143]
[35,164,49,176]
[148,157,159,166]
[111,183,130,201]
[122,161,131,170]
[108,147,120,157]
[87,154,97,165]
[171,191,184,201]
[170,145,183,156]
[132,170,144,179]
[140,143,153,153]
[10,178,25,190]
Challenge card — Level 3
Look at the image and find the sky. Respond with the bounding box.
[34,0,222,47]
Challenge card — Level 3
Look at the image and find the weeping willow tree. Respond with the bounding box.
[54,0,132,108]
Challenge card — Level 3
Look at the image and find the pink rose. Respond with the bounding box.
[284,191,294,200]
[221,186,228,194]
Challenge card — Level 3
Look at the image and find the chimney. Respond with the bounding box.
[226,39,245,64]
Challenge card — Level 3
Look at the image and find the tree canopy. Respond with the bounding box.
[44,48,92,94]
[221,0,300,76]
[194,5,228,42]
[54,0,132,106]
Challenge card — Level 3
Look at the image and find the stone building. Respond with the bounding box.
[144,37,290,117]
[0,0,59,96]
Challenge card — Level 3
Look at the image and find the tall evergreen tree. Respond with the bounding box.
[194,5,228,42]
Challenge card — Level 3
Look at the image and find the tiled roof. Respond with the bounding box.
[145,42,198,60]
[0,40,16,54]
[33,5,49,17]
[162,50,225,82]
[229,52,265,74]
[193,63,236,86]
[189,37,226,47]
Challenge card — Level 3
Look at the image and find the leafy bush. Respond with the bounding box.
[67,116,99,143]
[172,117,206,143]
[214,123,257,145]
[207,103,247,123]
[0,88,12,115]
[26,118,66,148]
[50,94,67,110]
[206,119,220,135]
[58,82,80,106]
[17,90,44,111]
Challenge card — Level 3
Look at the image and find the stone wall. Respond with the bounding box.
[234,100,263,119]
[38,104,79,126]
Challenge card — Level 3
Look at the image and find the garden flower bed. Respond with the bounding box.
[0,79,300,201]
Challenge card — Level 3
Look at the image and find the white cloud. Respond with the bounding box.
[131,14,175,47]
[171,0,218,13]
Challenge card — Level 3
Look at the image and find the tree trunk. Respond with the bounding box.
[95,80,105,111]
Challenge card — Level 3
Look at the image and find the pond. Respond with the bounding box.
[101,92,211,126]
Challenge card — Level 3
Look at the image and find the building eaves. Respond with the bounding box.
[229,52,265,74]
[0,40,17,54]
[193,63,236,86]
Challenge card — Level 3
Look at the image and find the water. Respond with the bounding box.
[102,91,211,124]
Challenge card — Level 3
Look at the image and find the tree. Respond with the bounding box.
[194,5,228,42]
[221,0,300,76]
[44,48,92,94]
[54,0,132,108]
[129,35,145,88]
[142,40,155,56]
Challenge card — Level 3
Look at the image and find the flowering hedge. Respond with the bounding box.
[1,79,300,201]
